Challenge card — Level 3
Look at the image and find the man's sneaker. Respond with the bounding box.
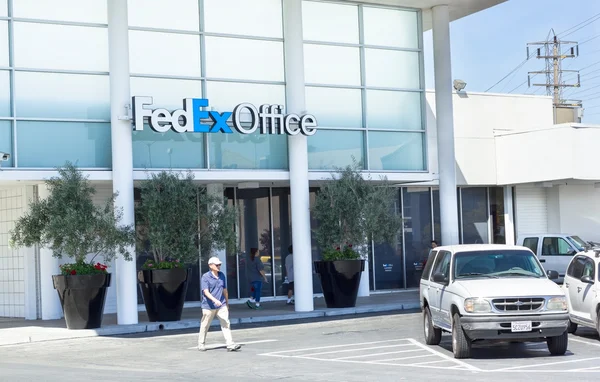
[227,344,242,352]
[198,345,207,352]
[246,300,254,309]
[286,300,294,305]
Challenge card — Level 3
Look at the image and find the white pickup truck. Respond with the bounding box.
[516,234,593,283]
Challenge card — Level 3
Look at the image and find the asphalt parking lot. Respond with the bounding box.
[3,311,600,381]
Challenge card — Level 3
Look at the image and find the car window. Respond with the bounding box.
[583,258,595,279]
[453,250,545,279]
[567,236,587,251]
[567,256,586,279]
[421,250,438,280]
[522,237,539,253]
[430,251,451,282]
[541,237,573,256]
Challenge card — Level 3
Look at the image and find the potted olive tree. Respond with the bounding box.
[9,162,136,329]
[312,161,402,308]
[136,171,237,322]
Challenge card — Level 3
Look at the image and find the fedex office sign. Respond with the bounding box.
[132,96,317,136]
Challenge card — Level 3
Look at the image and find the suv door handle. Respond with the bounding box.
[539,259,546,263]
[565,283,569,288]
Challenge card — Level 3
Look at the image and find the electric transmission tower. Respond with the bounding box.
[527,30,581,107]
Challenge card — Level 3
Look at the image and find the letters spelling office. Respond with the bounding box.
[0,0,517,324]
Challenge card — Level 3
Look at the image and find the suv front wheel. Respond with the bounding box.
[452,313,471,358]
[547,331,568,356]
[423,307,442,345]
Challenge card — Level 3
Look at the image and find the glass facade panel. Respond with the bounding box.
[302,1,359,44]
[365,49,420,89]
[368,132,425,171]
[363,8,419,49]
[204,37,284,82]
[130,77,202,111]
[129,31,201,76]
[127,0,199,31]
[366,90,422,130]
[309,189,324,294]
[0,121,12,167]
[305,87,362,128]
[206,81,285,111]
[304,44,361,86]
[0,70,9,117]
[15,72,110,119]
[490,187,506,244]
[373,191,404,289]
[0,21,9,67]
[0,0,6,17]
[17,122,111,168]
[271,188,292,296]
[13,22,108,71]
[132,125,205,169]
[461,187,489,244]
[204,0,283,38]
[224,188,238,299]
[308,130,364,170]
[209,132,288,170]
[14,0,107,23]
[403,187,433,288]
[432,188,442,245]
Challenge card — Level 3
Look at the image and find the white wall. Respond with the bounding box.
[556,185,600,243]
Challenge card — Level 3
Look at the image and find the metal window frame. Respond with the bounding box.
[400,187,407,289]
[269,187,276,296]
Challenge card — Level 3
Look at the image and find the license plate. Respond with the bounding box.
[511,321,532,332]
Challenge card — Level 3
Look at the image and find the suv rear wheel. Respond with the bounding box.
[423,307,442,345]
[452,313,471,358]
[547,331,568,356]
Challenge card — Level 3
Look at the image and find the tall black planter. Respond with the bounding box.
[314,260,365,308]
[138,268,191,322]
[52,273,111,330]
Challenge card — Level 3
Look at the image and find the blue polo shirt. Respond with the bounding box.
[200,271,227,310]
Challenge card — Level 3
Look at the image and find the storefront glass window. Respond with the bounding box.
[13,22,108,71]
[363,8,419,49]
[271,188,292,296]
[305,87,363,128]
[308,130,364,170]
[17,122,111,168]
[129,31,201,77]
[128,0,199,31]
[204,0,283,38]
[0,121,12,167]
[432,188,442,244]
[373,190,404,290]
[365,49,420,89]
[304,44,361,86]
[224,188,239,299]
[302,1,359,44]
[461,187,489,244]
[0,70,9,117]
[403,188,433,288]
[15,72,110,120]
[366,90,422,130]
[13,0,107,24]
[0,21,7,67]
[204,37,284,82]
[368,132,425,171]
[132,126,205,169]
[490,187,506,244]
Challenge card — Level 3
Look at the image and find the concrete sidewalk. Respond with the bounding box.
[0,290,420,346]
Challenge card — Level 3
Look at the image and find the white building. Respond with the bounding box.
[7,0,596,325]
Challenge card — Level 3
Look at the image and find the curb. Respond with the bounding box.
[0,302,419,346]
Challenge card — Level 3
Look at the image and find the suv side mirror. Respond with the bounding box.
[581,275,595,284]
[567,249,576,256]
[547,270,559,280]
[432,272,448,284]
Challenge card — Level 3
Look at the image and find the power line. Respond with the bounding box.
[485,51,536,92]
[559,13,600,38]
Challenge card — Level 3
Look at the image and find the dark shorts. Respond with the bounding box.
[288,282,294,291]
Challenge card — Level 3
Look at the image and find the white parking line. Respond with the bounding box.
[336,348,424,360]
[572,366,600,372]
[570,337,600,348]
[408,339,482,372]
[493,357,600,371]
[374,354,435,363]
[258,339,409,356]
[301,343,413,357]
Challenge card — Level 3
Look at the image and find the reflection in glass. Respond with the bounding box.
[13,22,109,71]
[432,188,441,245]
[209,131,288,170]
[236,188,274,300]
[304,44,361,86]
[132,126,205,169]
[14,0,107,23]
[130,77,202,111]
[307,130,364,170]
[0,0,6,17]
[224,188,238,299]
[17,122,111,168]
[204,37,284,82]
[461,187,489,244]
[0,121,12,167]
[0,70,9,117]
[490,187,506,244]
[129,31,201,76]
[368,132,425,171]
[206,81,285,111]
[127,0,199,31]
[15,72,110,119]
[366,90,422,130]
[0,21,8,67]
[363,8,419,49]
[403,187,433,288]
[309,189,324,293]
[305,87,362,128]
[271,188,292,296]
[302,1,358,44]
[373,190,403,289]
[365,49,420,89]
[204,0,282,38]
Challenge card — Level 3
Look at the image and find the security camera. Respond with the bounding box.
[453,79,467,92]
[0,152,9,161]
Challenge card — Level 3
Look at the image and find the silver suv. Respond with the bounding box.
[419,244,569,358]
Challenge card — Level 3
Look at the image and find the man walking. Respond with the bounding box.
[285,245,294,305]
[198,256,241,352]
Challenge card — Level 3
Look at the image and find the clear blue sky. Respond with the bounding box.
[422,0,600,124]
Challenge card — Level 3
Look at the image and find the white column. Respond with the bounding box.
[38,184,62,320]
[108,0,138,325]
[22,186,38,320]
[207,184,227,271]
[503,186,515,245]
[432,5,460,246]
[283,0,314,312]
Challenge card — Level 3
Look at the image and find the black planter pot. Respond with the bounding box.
[52,273,111,330]
[314,260,365,309]
[138,268,191,322]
